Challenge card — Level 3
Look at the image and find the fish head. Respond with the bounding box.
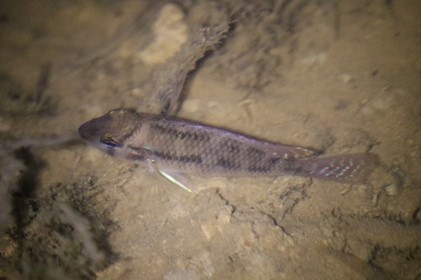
[78,108,141,159]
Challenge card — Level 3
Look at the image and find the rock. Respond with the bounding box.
[139,4,188,65]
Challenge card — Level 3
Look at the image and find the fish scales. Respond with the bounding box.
[79,109,377,183]
[144,120,285,175]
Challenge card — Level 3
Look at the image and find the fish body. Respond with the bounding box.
[78,109,376,183]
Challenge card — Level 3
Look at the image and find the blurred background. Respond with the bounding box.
[0,1,420,279]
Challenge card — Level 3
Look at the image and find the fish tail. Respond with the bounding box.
[295,153,377,183]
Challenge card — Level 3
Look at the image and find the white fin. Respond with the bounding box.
[156,169,192,193]
[146,159,193,192]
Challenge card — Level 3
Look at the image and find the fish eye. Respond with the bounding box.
[99,135,122,148]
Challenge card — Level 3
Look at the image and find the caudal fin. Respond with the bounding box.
[297,154,377,183]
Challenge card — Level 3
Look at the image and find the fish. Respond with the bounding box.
[78,108,377,191]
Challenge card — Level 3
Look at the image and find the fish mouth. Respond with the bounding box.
[78,119,97,143]
[78,120,93,142]
[78,113,113,143]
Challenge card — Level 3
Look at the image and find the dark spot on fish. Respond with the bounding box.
[178,155,189,162]
[152,150,202,164]
[247,157,281,173]
[216,158,240,170]
[187,131,209,142]
[150,124,177,136]
[153,150,177,161]
[106,148,115,157]
[269,157,280,166]
[246,146,266,160]
[282,159,302,175]
[151,124,210,142]
[178,154,203,164]
[247,165,269,173]
[176,131,186,139]
[219,139,240,153]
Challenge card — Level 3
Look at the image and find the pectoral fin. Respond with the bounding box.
[156,169,193,193]
[145,160,193,192]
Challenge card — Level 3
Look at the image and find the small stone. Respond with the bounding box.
[130,87,143,97]
[300,52,327,69]
[217,212,231,225]
[384,183,398,196]
[201,223,216,240]
[139,4,188,65]
[406,139,414,146]
[337,74,353,83]
[206,101,218,108]
[183,99,201,113]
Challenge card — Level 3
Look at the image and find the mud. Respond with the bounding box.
[0,0,420,279]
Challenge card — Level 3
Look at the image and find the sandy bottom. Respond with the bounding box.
[0,1,420,279]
